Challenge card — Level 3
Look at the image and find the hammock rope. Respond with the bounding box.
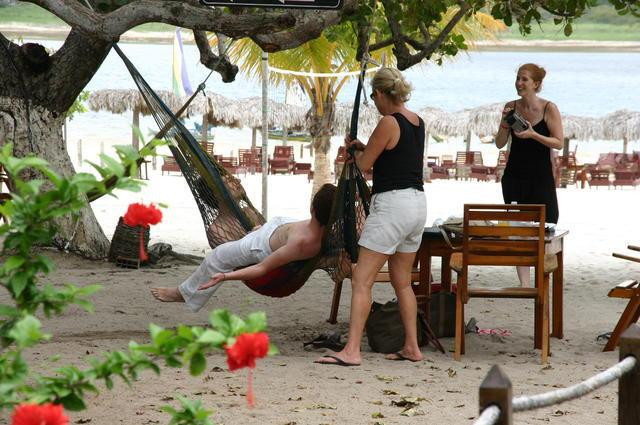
[111,42,372,297]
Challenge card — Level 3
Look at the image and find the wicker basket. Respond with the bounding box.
[108,216,150,263]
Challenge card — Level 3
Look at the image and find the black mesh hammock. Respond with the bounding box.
[113,44,372,297]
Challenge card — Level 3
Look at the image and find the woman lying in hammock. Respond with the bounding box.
[151,183,336,312]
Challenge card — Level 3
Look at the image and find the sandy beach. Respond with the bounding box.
[1,160,639,424]
[2,19,640,424]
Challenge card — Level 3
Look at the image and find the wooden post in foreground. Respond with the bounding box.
[619,324,640,425]
[479,365,513,425]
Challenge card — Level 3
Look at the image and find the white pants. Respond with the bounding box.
[179,216,296,312]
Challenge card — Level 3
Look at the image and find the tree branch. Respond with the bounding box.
[193,30,238,82]
[29,0,298,41]
[251,0,357,52]
[394,1,471,69]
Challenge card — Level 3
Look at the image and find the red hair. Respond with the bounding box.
[518,63,547,92]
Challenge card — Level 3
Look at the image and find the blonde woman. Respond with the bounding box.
[495,63,564,287]
[316,68,426,366]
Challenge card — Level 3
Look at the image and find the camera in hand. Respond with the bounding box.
[505,110,529,132]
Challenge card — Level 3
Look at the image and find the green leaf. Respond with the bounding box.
[58,392,86,411]
[189,352,206,376]
[100,155,125,177]
[0,305,19,317]
[244,311,267,333]
[196,329,226,346]
[3,255,25,272]
[8,315,48,348]
[563,23,573,36]
[10,272,29,297]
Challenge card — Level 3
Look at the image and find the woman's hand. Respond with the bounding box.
[514,121,536,139]
[198,272,226,290]
[500,106,514,127]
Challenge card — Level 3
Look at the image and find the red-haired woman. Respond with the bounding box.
[495,63,564,287]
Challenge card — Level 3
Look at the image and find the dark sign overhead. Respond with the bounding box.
[200,0,342,8]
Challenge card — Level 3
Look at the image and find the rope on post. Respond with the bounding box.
[512,356,637,412]
[474,405,501,425]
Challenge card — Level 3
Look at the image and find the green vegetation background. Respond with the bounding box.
[0,1,639,41]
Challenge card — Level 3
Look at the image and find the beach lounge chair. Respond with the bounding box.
[220,156,247,176]
[269,146,295,174]
[293,162,313,180]
[605,245,640,351]
[469,151,495,182]
[450,204,556,364]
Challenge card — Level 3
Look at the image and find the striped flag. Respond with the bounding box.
[172,28,194,97]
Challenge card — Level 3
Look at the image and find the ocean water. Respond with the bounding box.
[31,39,640,164]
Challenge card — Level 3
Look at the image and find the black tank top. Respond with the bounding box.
[371,112,425,195]
[503,101,553,179]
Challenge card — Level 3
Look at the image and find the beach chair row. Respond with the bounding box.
[426,151,508,182]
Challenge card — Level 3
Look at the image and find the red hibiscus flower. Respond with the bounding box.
[225,332,270,408]
[225,332,270,371]
[123,203,162,228]
[122,203,162,262]
[12,403,68,425]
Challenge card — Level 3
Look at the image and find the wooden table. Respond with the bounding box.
[415,227,568,339]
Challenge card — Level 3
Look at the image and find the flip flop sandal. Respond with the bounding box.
[314,354,360,367]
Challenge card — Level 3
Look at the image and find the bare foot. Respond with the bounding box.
[150,287,184,302]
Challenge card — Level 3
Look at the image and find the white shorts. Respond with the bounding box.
[359,188,426,255]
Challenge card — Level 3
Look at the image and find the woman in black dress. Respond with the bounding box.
[495,63,564,287]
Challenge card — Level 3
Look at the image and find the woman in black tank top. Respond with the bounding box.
[495,63,564,287]
[315,68,427,367]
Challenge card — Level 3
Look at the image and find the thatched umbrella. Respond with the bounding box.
[420,106,470,139]
[185,91,244,143]
[88,89,183,150]
[602,109,640,154]
[562,115,604,141]
[236,96,308,131]
[332,102,381,136]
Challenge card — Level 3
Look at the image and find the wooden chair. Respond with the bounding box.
[200,141,215,157]
[469,151,495,182]
[589,169,612,189]
[454,151,473,180]
[239,149,262,174]
[161,156,182,176]
[334,146,347,183]
[441,154,455,171]
[220,156,247,176]
[605,246,640,351]
[293,162,312,179]
[613,169,640,188]
[494,150,509,182]
[450,204,557,364]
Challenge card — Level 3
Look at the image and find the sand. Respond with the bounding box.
[1,165,639,424]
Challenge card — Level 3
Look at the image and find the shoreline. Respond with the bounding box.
[4,23,640,51]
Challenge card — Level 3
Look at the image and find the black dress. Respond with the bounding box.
[501,101,559,224]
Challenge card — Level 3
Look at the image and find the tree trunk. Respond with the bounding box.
[306,101,335,195]
[0,97,110,259]
[311,138,333,193]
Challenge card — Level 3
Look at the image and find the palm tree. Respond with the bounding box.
[215,11,505,193]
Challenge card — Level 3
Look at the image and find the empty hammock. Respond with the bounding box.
[113,44,371,297]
